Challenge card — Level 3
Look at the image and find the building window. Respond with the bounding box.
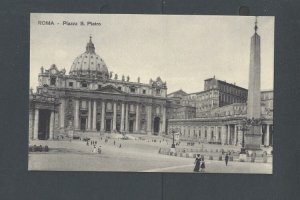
[81,101,87,109]
[50,77,56,86]
[69,82,73,87]
[156,89,161,95]
[143,89,146,94]
[130,88,136,93]
[118,86,122,91]
[98,85,102,89]
[81,82,88,88]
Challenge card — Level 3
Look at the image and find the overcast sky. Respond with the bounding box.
[30,14,274,94]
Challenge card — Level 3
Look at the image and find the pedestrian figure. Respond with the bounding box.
[114,140,116,145]
[225,154,229,166]
[98,146,102,154]
[193,154,201,172]
[92,145,97,153]
[86,141,89,146]
[119,144,122,148]
[200,160,205,172]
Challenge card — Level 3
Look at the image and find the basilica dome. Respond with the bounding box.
[69,36,109,80]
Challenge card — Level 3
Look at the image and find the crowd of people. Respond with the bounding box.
[193,153,230,172]
[83,137,125,154]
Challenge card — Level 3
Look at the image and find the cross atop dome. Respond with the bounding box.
[254,16,258,33]
[86,35,95,53]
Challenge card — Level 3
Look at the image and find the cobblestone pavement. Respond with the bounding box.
[28,135,272,173]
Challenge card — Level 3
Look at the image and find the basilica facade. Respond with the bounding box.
[29,37,168,140]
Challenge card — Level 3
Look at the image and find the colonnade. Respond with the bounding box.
[169,123,273,146]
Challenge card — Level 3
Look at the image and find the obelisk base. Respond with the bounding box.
[245,133,262,150]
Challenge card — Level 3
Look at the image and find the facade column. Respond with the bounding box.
[49,111,54,139]
[92,100,97,131]
[161,105,166,134]
[33,109,39,140]
[87,100,92,130]
[234,125,238,145]
[112,102,117,132]
[265,124,270,146]
[226,125,230,145]
[215,126,219,143]
[221,126,226,145]
[125,103,129,132]
[100,101,105,132]
[146,105,152,135]
[74,99,79,130]
[120,103,125,132]
[135,104,140,132]
[59,99,65,128]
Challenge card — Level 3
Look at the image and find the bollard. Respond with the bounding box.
[44,145,49,152]
[262,151,268,163]
[218,155,222,161]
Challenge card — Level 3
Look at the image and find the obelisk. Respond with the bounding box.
[245,17,262,150]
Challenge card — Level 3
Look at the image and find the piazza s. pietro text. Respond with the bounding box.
[37,20,101,26]
[29,14,274,173]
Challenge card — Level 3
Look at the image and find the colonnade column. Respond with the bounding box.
[146,105,152,135]
[265,124,270,146]
[112,102,117,132]
[49,111,54,140]
[33,109,39,140]
[135,104,140,133]
[125,104,129,132]
[100,101,105,132]
[74,99,79,130]
[87,100,92,130]
[92,100,97,131]
[59,99,65,129]
[120,103,125,132]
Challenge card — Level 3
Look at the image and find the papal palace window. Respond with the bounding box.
[118,86,122,91]
[142,89,146,94]
[98,85,102,89]
[130,88,136,93]
[69,82,73,87]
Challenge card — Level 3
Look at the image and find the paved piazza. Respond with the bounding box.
[29,134,272,174]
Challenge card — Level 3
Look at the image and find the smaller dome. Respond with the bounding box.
[69,36,109,80]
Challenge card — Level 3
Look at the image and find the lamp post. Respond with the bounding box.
[169,128,179,149]
[171,130,176,148]
[240,119,249,154]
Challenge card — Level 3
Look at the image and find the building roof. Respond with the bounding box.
[167,89,187,96]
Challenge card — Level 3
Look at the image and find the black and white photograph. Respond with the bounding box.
[29,13,274,173]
